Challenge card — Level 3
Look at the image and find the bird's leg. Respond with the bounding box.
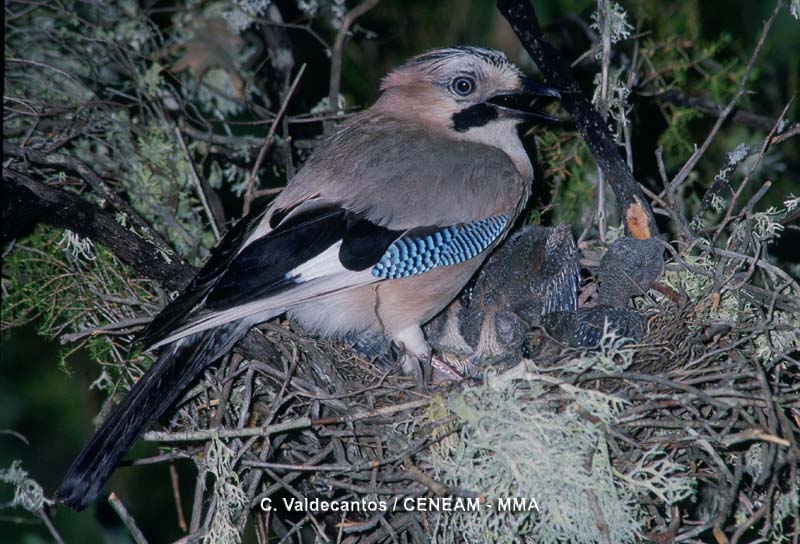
[393,325,432,390]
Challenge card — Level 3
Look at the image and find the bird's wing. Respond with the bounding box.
[540,223,580,315]
[142,115,527,351]
[143,199,512,350]
[137,199,271,348]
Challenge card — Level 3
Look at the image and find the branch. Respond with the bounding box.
[141,398,430,442]
[243,63,307,216]
[668,0,785,192]
[3,143,175,254]
[652,89,800,134]
[108,492,149,544]
[327,0,382,114]
[496,0,659,240]
[3,168,289,363]
[2,169,194,291]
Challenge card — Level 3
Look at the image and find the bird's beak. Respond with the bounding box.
[486,77,561,123]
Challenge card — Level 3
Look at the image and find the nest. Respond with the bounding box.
[2,2,798,542]
[104,219,796,543]
[3,166,798,543]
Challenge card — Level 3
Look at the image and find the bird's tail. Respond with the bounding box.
[56,321,250,511]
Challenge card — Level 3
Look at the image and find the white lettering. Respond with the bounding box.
[497,497,540,512]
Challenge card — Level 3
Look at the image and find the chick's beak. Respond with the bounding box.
[486,77,561,123]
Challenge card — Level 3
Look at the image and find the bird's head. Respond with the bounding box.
[376,46,560,140]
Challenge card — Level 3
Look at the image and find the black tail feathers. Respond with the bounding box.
[56,322,248,510]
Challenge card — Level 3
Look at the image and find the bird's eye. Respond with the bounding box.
[451,76,476,96]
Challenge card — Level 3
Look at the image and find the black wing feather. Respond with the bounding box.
[206,206,403,310]
[206,207,349,309]
[339,218,403,270]
[142,202,407,343]
[138,199,271,348]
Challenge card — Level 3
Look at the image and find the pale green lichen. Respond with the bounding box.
[591,1,633,46]
[223,0,271,32]
[431,370,689,544]
[0,461,50,513]
[204,437,249,544]
[57,229,97,261]
[770,471,800,543]
[612,448,695,506]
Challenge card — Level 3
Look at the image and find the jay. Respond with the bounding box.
[57,46,560,510]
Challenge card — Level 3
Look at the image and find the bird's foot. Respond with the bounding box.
[393,325,432,391]
[430,353,467,383]
[399,350,431,391]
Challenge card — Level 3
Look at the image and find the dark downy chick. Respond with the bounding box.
[530,236,664,353]
[429,223,579,370]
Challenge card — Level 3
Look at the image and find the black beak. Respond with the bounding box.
[486,77,561,123]
[519,77,561,99]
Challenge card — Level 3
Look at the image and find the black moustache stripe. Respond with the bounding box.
[451,103,499,132]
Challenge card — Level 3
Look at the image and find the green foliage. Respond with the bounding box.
[1,226,153,381]
[535,131,596,226]
[4,1,257,265]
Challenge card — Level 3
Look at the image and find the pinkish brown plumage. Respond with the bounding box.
[57,46,560,511]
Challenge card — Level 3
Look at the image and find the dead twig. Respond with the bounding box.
[668,0,785,192]
[109,492,149,544]
[243,64,307,216]
[327,0,382,117]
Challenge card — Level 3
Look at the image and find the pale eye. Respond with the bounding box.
[451,76,476,96]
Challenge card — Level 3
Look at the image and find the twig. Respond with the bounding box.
[3,169,194,290]
[713,98,794,242]
[60,317,151,344]
[721,428,792,449]
[595,0,611,120]
[243,64,306,216]
[142,398,430,442]
[327,0,382,116]
[34,508,65,544]
[174,127,220,240]
[188,466,205,534]
[651,89,800,133]
[585,488,611,544]
[698,241,799,289]
[693,145,754,224]
[108,492,149,544]
[770,123,800,145]
[245,423,457,473]
[0,429,30,445]
[402,458,480,499]
[169,463,188,533]
[669,0,785,192]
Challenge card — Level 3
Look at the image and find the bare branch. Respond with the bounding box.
[496,0,659,240]
[669,0,786,192]
[243,64,307,216]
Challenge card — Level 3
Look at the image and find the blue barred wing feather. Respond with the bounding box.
[372,215,509,279]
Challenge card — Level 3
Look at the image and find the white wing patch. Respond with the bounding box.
[290,241,345,282]
[149,260,376,350]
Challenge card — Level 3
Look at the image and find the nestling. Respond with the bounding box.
[56,46,560,510]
